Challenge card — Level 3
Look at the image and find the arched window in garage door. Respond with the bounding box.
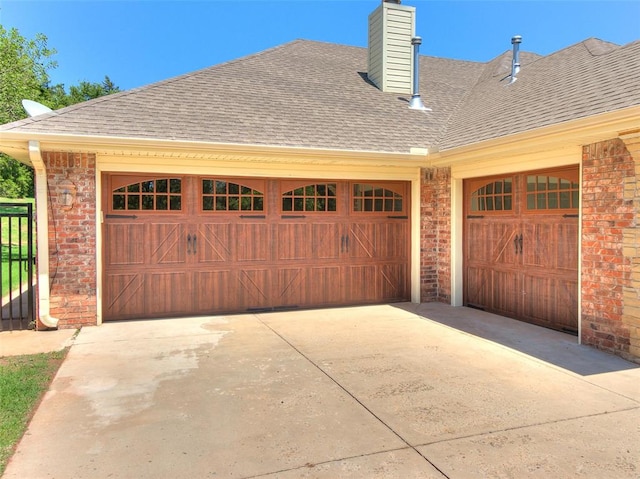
[281,183,338,212]
[469,178,513,212]
[111,177,182,211]
[201,179,265,212]
[352,183,404,213]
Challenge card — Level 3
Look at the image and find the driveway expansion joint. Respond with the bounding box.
[414,405,640,448]
[239,446,424,479]
[255,314,451,479]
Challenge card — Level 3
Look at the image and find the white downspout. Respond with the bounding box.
[28,140,59,328]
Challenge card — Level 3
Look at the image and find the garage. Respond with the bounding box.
[463,166,579,334]
[102,174,410,320]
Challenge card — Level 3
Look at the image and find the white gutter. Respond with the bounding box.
[0,131,430,168]
[28,140,59,329]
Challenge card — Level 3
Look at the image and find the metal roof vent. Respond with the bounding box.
[509,35,522,84]
[409,36,431,111]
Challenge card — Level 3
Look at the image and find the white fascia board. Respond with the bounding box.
[429,105,640,170]
[0,131,430,168]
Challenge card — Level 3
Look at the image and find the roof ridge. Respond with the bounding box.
[581,37,621,56]
[431,58,488,146]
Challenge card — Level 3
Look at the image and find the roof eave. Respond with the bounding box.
[429,105,640,169]
[0,132,430,168]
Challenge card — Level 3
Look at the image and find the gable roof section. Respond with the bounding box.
[0,40,482,154]
[439,38,640,151]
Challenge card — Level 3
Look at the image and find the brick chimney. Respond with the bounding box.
[367,0,416,94]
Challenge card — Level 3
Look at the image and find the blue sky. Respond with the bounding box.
[1,0,639,91]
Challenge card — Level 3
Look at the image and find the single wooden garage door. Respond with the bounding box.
[464,166,579,334]
[102,174,410,320]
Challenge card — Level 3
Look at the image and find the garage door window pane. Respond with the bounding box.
[112,178,182,211]
[127,196,140,210]
[156,180,168,193]
[202,179,264,212]
[113,194,125,210]
[142,195,154,210]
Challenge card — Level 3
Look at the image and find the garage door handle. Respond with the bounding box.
[514,234,523,255]
[193,234,197,254]
[518,234,523,255]
[187,234,192,255]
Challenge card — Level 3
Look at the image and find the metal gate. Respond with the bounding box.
[1,202,34,331]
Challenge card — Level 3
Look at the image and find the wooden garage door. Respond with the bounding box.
[464,166,579,334]
[102,174,410,320]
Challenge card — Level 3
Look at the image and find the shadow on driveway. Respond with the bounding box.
[397,302,639,376]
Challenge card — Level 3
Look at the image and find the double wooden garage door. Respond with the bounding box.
[464,166,579,334]
[103,174,410,320]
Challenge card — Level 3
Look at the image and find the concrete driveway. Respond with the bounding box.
[4,303,639,478]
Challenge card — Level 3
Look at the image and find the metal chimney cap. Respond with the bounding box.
[411,36,422,45]
[511,35,522,44]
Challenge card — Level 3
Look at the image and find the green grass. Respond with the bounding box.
[0,350,67,475]
[0,198,35,297]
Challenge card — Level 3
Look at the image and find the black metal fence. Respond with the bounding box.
[1,202,35,331]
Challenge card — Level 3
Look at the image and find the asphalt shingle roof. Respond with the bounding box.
[2,38,639,154]
[441,38,640,150]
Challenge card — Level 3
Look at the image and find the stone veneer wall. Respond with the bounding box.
[581,138,638,363]
[420,167,451,303]
[42,152,97,328]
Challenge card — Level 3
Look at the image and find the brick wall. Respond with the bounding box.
[43,152,97,328]
[581,139,636,362]
[420,167,451,303]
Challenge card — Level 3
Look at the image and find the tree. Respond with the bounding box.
[0,25,57,125]
[0,26,120,198]
[56,76,120,107]
[0,25,57,198]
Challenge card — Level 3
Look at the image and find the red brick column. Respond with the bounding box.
[581,139,635,361]
[43,152,97,328]
[420,167,451,303]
